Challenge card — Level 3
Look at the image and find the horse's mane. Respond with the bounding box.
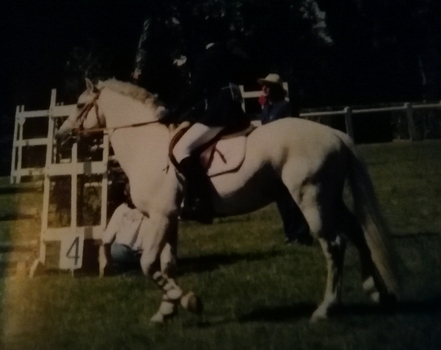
[97,79,162,109]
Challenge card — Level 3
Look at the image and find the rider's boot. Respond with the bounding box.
[179,156,214,224]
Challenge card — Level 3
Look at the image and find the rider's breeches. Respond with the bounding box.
[173,123,224,163]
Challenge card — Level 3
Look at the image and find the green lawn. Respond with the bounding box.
[1,141,441,350]
[358,140,441,235]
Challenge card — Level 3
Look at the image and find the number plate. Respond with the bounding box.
[59,233,85,270]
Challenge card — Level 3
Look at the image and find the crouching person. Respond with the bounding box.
[100,182,144,276]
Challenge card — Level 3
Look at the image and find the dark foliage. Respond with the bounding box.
[2,0,441,143]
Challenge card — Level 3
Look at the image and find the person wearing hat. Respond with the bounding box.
[257,74,312,245]
[160,18,250,224]
[258,73,294,124]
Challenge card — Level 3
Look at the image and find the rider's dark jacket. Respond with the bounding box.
[261,100,292,125]
[177,43,249,128]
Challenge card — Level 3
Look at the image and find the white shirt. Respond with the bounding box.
[102,203,144,251]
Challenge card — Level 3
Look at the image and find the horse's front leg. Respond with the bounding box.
[141,214,201,324]
[139,214,180,323]
[159,215,178,279]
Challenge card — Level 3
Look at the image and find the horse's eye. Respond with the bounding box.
[77,103,85,109]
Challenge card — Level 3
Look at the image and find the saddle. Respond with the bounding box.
[169,121,256,177]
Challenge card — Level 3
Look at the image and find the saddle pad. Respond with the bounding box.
[206,136,246,177]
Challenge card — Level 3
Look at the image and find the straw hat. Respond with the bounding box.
[257,73,283,86]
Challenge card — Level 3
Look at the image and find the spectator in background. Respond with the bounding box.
[100,181,144,275]
[258,73,296,123]
[257,74,312,246]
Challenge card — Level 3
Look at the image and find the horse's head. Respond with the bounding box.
[56,78,105,143]
[56,78,169,146]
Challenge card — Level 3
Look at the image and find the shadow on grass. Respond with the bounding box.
[0,186,41,195]
[394,232,441,238]
[237,297,441,323]
[177,251,282,275]
[238,303,317,323]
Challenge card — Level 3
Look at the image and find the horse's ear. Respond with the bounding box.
[85,78,95,93]
[156,106,167,119]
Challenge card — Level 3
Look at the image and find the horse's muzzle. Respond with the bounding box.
[56,129,78,149]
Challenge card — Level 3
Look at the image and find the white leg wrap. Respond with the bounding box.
[150,296,178,324]
[152,271,183,300]
[363,277,380,302]
[166,288,183,300]
[159,300,176,316]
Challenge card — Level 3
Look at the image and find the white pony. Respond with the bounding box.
[56,78,400,324]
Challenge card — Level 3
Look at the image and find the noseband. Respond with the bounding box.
[75,91,103,133]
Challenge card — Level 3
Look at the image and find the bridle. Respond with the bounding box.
[71,90,160,136]
[73,91,103,134]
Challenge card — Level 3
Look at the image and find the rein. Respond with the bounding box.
[74,120,160,135]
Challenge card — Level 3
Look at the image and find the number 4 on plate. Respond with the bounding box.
[59,233,85,270]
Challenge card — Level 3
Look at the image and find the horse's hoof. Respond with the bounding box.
[370,291,380,303]
[150,312,166,325]
[181,292,203,315]
[310,313,327,324]
[150,300,178,325]
[310,307,328,323]
[363,277,375,293]
[149,310,177,325]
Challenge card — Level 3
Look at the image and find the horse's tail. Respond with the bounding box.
[339,134,401,298]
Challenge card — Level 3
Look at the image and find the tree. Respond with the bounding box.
[63,40,112,103]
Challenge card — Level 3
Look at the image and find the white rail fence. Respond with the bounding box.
[9,89,110,274]
[11,91,76,184]
[299,102,441,141]
[240,85,441,141]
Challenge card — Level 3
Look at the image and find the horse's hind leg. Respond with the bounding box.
[311,234,346,322]
[159,216,178,279]
[338,204,393,304]
[301,188,346,322]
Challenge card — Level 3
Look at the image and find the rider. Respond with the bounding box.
[161,19,249,223]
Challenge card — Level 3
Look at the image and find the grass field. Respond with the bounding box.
[1,141,441,350]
